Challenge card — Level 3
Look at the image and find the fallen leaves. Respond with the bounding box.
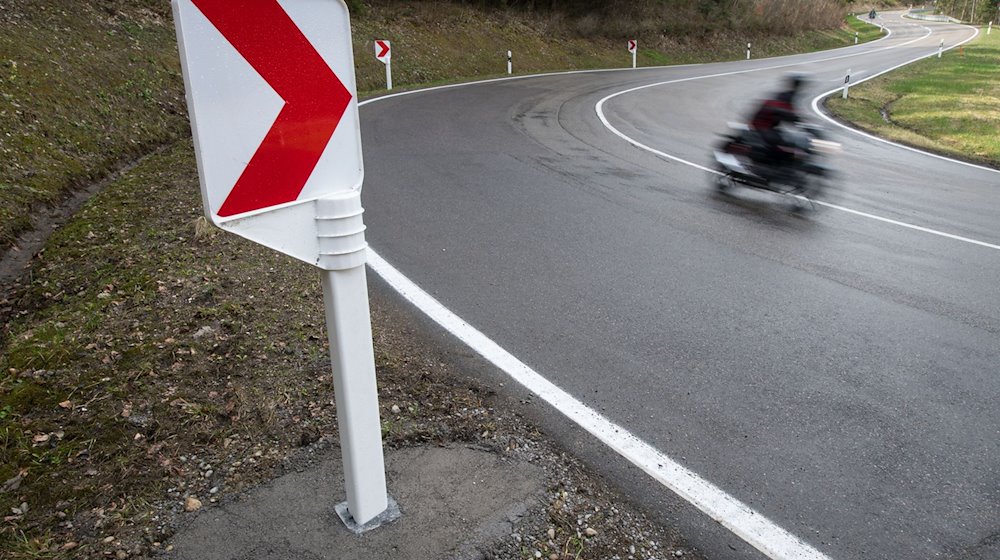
[30,430,65,446]
[2,471,25,493]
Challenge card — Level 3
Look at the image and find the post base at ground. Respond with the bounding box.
[335,496,401,534]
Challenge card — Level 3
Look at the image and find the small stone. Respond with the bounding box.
[193,326,215,339]
[61,542,78,551]
[184,496,202,512]
[391,404,400,414]
[102,536,115,544]
[116,550,128,559]
[584,527,597,537]
[674,550,684,557]
[547,528,555,540]
[534,551,542,559]
[2,473,23,492]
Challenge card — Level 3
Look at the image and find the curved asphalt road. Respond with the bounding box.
[360,12,998,560]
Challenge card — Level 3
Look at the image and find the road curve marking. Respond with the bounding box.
[367,248,832,560]
[595,22,1000,252]
[353,26,932,560]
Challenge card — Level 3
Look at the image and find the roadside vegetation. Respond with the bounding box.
[931,0,1000,24]
[352,1,880,94]
[0,1,187,252]
[825,26,1000,167]
[2,1,895,558]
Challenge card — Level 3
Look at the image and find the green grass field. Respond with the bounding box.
[826,25,1000,167]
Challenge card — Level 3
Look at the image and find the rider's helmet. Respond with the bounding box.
[785,73,809,94]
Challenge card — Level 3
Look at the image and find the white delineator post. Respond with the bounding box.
[507,50,512,75]
[746,42,751,60]
[939,38,944,58]
[317,192,398,531]
[842,69,851,99]
[385,58,392,90]
[988,21,992,35]
[855,31,859,44]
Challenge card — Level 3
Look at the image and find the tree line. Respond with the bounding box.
[933,0,1000,23]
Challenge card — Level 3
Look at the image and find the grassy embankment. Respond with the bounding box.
[0,2,187,252]
[1,2,885,558]
[351,5,883,94]
[825,24,1000,167]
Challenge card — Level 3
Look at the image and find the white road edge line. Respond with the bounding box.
[366,248,831,560]
[352,24,913,560]
[596,20,1000,252]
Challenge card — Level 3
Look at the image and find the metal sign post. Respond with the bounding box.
[317,192,398,532]
[172,0,398,533]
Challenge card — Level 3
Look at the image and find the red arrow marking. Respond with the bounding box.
[376,40,390,59]
[628,40,636,51]
[191,0,353,217]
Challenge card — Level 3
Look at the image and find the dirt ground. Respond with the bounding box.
[0,141,704,559]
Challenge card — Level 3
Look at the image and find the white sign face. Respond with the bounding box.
[628,39,637,54]
[374,39,391,64]
[172,0,363,263]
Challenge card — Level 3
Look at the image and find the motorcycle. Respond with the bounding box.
[711,121,841,210]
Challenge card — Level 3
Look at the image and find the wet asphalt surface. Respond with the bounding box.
[359,13,999,560]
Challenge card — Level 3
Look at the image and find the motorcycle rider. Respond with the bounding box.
[748,73,808,175]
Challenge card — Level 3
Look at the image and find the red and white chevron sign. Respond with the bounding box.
[628,39,637,53]
[375,39,391,63]
[172,0,363,236]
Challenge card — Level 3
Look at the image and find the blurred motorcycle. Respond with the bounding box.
[712,121,841,210]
